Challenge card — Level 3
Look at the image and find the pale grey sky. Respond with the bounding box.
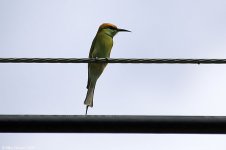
[1,0,226,149]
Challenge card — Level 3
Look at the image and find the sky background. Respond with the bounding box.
[1,0,226,149]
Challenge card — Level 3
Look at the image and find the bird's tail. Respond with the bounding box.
[84,81,96,114]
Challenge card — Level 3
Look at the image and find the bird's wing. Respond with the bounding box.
[87,35,97,89]
[89,35,97,58]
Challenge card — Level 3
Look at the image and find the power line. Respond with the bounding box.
[1,59,226,134]
[1,115,226,134]
[0,58,226,64]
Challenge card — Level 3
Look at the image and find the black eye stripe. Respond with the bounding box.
[108,26,116,30]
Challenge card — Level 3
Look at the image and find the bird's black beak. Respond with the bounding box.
[117,28,131,32]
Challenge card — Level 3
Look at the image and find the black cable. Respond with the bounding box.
[1,115,226,134]
[0,58,226,64]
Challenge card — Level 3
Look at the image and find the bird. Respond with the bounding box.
[84,23,131,115]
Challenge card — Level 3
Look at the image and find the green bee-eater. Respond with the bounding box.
[84,23,131,114]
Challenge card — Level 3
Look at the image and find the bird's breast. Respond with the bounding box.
[93,34,113,58]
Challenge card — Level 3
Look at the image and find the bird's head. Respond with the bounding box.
[98,23,131,37]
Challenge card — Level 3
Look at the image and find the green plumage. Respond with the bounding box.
[84,30,113,109]
[84,23,130,115]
